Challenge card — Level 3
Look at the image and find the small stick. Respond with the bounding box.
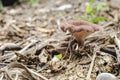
[28,68,49,80]
[114,35,120,50]
[102,21,114,28]
[0,73,4,80]
[14,73,18,80]
[8,40,38,60]
[8,62,49,80]
[0,52,14,61]
[86,48,97,80]
[0,43,21,51]
[114,47,120,64]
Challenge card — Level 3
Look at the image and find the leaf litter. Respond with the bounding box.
[0,0,120,80]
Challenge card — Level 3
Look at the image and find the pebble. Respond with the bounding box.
[96,73,117,80]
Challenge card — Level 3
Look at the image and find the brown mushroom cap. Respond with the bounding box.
[60,20,101,45]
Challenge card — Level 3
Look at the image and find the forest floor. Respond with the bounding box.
[0,0,120,80]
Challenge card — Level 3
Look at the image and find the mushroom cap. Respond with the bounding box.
[96,73,117,80]
[60,20,100,32]
[60,20,101,45]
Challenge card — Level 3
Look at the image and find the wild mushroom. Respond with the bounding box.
[60,20,101,45]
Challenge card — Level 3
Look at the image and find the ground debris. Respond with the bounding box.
[0,0,120,80]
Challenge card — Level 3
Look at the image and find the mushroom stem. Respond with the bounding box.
[72,31,92,45]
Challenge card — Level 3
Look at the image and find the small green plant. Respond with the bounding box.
[80,16,106,23]
[86,0,95,14]
[55,54,62,60]
[52,54,62,62]
[0,0,3,9]
[79,0,108,23]
[97,3,108,11]
[29,0,37,4]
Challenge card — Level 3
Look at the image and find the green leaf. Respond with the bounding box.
[29,0,37,4]
[86,0,95,14]
[55,54,62,60]
[97,3,108,11]
[88,16,106,23]
[0,0,3,9]
[78,16,106,23]
[89,9,96,14]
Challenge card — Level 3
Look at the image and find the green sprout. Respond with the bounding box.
[86,0,95,14]
[80,0,108,23]
[0,0,3,9]
[88,16,106,23]
[80,16,106,23]
[55,54,62,60]
[97,3,108,11]
[29,0,37,4]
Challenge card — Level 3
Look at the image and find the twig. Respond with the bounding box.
[8,40,38,60]
[114,35,120,63]
[114,47,120,64]
[0,43,21,52]
[28,68,49,80]
[0,52,14,61]
[14,73,18,80]
[8,62,49,80]
[0,73,4,80]
[86,49,97,80]
[62,37,73,60]
[102,21,114,28]
[100,47,116,57]
[114,35,120,50]
[4,68,12,80]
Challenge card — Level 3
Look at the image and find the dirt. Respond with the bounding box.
[0,0,120,80]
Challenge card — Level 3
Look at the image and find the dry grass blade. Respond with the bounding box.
[86,48,97,80]
[0,43,21,51]
[9,40,39,60]
[14,73,18,80]
[8,62,49,80]
[114,35,120,50]
[4,68,12,80]
[114,47,120,65]
[114,35,120,64]
[0,52,14,61]
[0,73,4,80]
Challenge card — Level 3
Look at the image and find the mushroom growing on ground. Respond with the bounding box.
[60,20,101,45]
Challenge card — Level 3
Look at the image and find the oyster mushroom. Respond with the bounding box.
[60,20,101,45]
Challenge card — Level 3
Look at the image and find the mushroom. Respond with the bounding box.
[60,20,101,45]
